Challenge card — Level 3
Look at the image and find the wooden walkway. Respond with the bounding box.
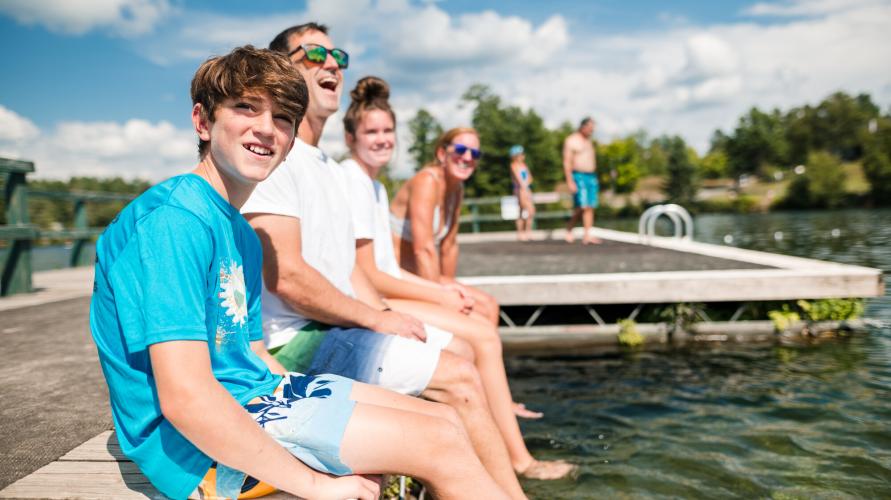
[0,431,293,499]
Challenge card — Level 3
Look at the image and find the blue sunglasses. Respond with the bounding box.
[450,143,482,160]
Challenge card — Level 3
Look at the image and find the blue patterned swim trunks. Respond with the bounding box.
[572,171,599,208]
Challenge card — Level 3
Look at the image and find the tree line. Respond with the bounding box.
[408,86,891,209]
[0,177,150,232]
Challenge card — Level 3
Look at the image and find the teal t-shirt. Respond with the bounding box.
[90,174,281,499]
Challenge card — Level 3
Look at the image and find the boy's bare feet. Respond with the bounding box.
[582,236,602,245]
[564,231,575,243]
[516,458,578,480]
[512,402,543,419]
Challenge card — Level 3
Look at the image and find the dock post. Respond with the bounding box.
[70,198,90,267]
[2,162,34,295]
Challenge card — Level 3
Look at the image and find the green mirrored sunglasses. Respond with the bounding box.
[288,43,349,69]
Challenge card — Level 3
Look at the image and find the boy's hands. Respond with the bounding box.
[310,473,381,500]
[372,309,426,342]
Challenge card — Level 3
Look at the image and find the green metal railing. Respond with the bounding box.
[460,192,573,233]
[0,157,136,296]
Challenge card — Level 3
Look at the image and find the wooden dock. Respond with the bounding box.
[0,227,884,498]
[457,227,884,305]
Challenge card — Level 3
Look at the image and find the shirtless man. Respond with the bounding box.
[563,117,601,244]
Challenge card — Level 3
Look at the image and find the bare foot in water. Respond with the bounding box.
[513,402,543,419]
[517,459,578,480]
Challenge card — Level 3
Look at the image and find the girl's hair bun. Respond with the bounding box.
[351,76,390,103]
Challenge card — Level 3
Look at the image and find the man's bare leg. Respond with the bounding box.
[394,301,574,481]
[581,208,601,244]
[343,383,510,500]
[423,352,528,499]
[564,208,582,242]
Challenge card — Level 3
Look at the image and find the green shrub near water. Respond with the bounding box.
[796,298,864,322]
[617,318,644,347]
[768,298,864,332]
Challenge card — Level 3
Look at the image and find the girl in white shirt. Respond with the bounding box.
[342,76,576,480]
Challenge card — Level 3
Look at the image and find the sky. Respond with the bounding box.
[1,0,890,180]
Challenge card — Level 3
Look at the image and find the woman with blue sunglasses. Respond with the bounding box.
[388,128,497,319]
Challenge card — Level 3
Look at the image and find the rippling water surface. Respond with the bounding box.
[512,209,891,499]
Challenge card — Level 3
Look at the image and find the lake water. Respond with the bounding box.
[513,209,891,498]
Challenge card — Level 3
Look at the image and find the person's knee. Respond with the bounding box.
[432,401,462,429]
[478,326,503,356]
[448,336,475,363]
[436,352,485,402]
[424,412,470,457]
[481,292,500,316]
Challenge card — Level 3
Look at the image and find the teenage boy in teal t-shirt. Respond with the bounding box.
[90,45,510,500]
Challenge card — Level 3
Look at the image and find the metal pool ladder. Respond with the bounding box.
[638,204,694,243]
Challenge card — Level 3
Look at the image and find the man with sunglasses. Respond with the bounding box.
[563,117,601,244]
[242,23,529,498]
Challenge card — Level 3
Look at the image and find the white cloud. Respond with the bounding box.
[0,113,194,180]
[0,0,171,36]
[136,0,374,66]
[743,0,881,18]
[382,7,568,66]
[384,0,891,154]
[0,105,39,142]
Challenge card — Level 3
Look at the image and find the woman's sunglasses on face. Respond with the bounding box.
[449,143,482,160]
[288,43,349,69]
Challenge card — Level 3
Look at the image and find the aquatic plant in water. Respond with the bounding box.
[617,318,644,347]
[796,298,864,322]
[768,304,801,332]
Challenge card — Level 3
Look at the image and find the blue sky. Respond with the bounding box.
[1,0,889,180]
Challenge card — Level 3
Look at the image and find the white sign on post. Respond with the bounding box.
[500,196,520,220]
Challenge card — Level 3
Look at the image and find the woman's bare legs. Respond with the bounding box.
[517,189,536,241]
[342,382,512,500]
[387,299,574,479]
[459,284,500,326]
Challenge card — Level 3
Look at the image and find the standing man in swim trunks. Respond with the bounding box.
[563,117,601,244]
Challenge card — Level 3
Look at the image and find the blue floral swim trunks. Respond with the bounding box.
[207,372,356,499]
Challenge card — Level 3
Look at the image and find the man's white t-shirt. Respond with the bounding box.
[241,139,356,347]
[342,158,403,278]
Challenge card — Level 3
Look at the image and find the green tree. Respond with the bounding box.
[700,149,729,179]
[862,115,891,205]
[781,151,846,208]
[723,107,789,182]
[784,92,880,164]
[407,108,442,171]
[643,135,675,177]
[597,136,642,193]
[663,136,698,205]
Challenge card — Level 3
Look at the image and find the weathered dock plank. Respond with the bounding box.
[0,430,297,499]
